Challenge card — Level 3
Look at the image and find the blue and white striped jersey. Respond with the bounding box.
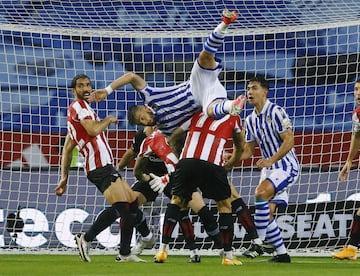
[244,99,300,172]
[138,81,201,136]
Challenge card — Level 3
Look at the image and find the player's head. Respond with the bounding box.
[248,76,269,90]
[128,105,156,126]
[354,79,360,105]
[71,74,92,102]
[246,76,269,105]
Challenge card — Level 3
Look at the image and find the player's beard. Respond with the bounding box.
[77,91,91,103]
[148,119,156,126]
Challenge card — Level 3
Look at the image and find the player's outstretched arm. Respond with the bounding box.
[87,72,147,103]
[339,161,352,181]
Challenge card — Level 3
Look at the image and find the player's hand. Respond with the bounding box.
[256,158,273,169]
[107,115,119,124]
[149,173,169,193]
[55,179,67,196]
[86,89,108,103]
[339,160,352,181]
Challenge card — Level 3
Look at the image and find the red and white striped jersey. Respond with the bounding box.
[180,111,242,166]
[67,99,113,174]
[138,129,178,173]
[352,105,360,132]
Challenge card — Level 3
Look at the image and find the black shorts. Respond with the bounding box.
[171,158,231,202]
[132,179,172,202]
[87,164,122,193]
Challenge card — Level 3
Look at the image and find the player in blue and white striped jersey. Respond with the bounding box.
[239,76,300,263]
[88,9,245,137]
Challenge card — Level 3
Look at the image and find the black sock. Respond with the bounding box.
[232,198,258,240]
[349,213,360,247]
[219,213,235,252]
[197,206,222,248]
[84,205,120,242]
[179,209,196,250]
[119,212,134,256]
[129,200,150,237]
[119,201,148,255]
[162,203,181,244]
[136,218,151,238]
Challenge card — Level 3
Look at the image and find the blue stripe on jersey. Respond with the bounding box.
[245,100,300,173]
[140,82,200,136]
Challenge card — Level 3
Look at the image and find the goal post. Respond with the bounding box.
[1,0,360,256]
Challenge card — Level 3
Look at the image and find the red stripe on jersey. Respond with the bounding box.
[181,112,241,166]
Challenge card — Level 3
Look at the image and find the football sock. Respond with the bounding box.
[254,198,270,241]
[213,100,232,119]
[135,216,151,238]
[349,213,360,247]
[266,219,287,255]
[197,206,222,248]
[231,198,258,240]
[203,28,225,55]
[119,212,135,256]
[219,213,235,252]
[162,203,181,244]
[179,209,197,250]
[84,203,125,242]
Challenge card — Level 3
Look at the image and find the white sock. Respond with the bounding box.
[214,22,228,35]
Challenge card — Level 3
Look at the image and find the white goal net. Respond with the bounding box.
[1,0,360,256]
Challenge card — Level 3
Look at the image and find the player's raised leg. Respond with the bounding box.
[197,9,245,118]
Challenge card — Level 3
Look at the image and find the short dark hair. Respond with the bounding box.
[248,76,269,90]
[71,74,91,89]
[127,105,142,125]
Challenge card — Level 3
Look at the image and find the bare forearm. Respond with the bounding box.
[110,72,146,91]
[118,149,137,169]
[60,135,75,181]
[346,132,360,162]
[239,142,255,161]
[134,157,149,182]
[81,116,116,137]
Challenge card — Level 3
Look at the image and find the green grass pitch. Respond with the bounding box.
[0,254,359,276]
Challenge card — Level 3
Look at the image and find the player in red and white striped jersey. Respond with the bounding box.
[179,111,242,166]
[55,74,148,263]
[155,111,244,265]
[134,126,223,263]
[67,93,114,174]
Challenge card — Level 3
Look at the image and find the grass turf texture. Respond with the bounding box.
[0,255,359,276]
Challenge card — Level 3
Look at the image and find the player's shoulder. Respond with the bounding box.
[353,105,360,115]
[352,106,360,122]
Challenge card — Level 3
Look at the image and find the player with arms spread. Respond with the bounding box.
[88,9,245,136]
[55,74,147,263]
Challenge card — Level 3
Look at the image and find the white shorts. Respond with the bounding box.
[260,168,299,206]
[189,59,227,112]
